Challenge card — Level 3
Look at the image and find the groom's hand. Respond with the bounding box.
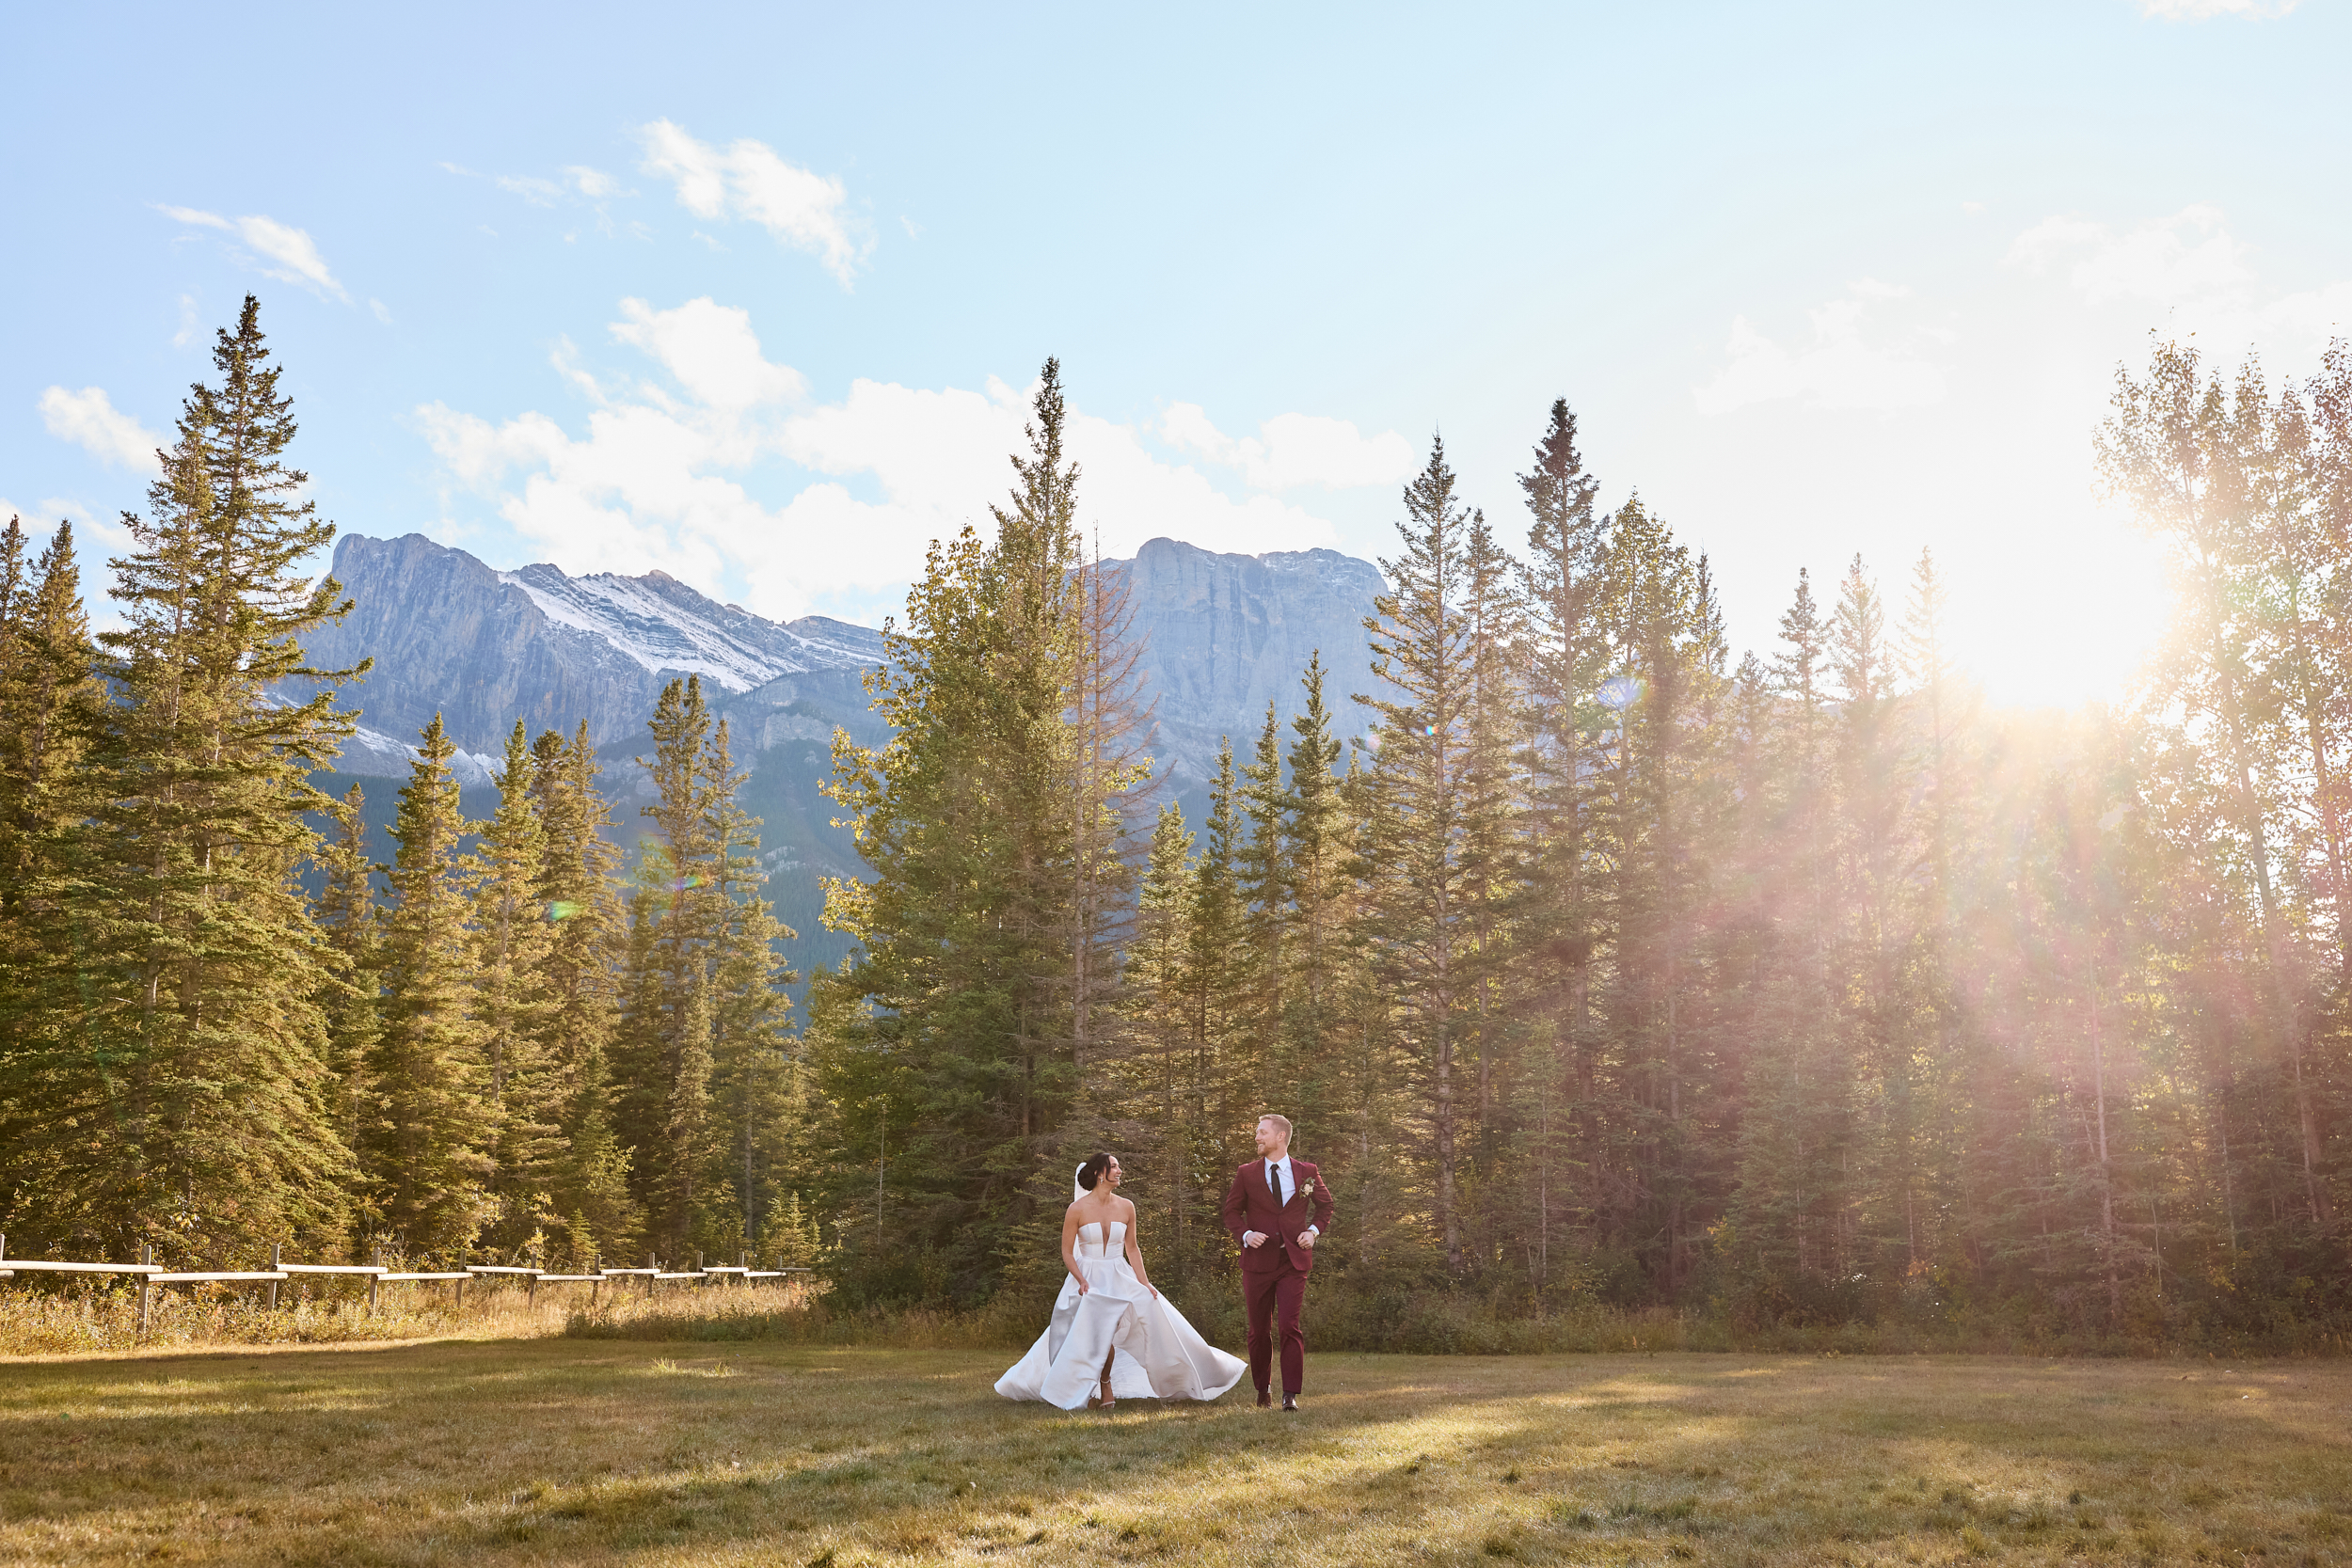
[1299,1227,1317,1249]
[1242,1230,1266,1247]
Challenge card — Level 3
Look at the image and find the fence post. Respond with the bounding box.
[268,1243,280,1311]
[137,1243,152,1338]
[528,1273,537,1309]
[645,1251,656,1294]
[455,1275,466,1309]
[369,1246,381,1313]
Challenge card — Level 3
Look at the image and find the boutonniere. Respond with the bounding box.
[1298,1178,1316,1202]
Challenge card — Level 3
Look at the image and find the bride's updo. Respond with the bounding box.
[1076,1151,1116,1191]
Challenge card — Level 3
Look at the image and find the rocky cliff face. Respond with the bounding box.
[302,532,883,760]
[1111,536,1386,791]
[310,531,1387,795]
[303,531,1388,992]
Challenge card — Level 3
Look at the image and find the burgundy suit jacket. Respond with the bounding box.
[1222,1157,1335,1275]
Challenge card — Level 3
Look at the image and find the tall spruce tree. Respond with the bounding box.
[314,784,380,1184]
[530,722,640,1265]
[471,721,561,1256]
[9,299,359,1261]
[367,715,488,1256]
[814,359,1116,1303]
[1359,436,1488,1274]
[700,713,799,1260]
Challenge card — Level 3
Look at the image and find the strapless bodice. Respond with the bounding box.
[1076,1220,1127,1259]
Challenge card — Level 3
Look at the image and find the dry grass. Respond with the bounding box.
[4,1342,2349,1566]
[0,1278,822,1357]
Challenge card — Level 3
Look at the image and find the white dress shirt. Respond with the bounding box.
[1263,1155,1318,1239]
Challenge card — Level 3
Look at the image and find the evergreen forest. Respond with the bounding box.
[5,300,2349,1348]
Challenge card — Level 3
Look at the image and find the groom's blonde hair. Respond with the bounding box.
[1258,1113,1293,1139]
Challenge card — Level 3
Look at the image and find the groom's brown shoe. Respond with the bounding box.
[1256,1387,1271,1409]
[1281,1393,1299,1412]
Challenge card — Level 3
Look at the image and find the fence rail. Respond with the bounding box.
[0,1234,811,1336]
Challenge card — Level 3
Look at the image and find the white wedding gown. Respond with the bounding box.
[994,1220,1248,1407]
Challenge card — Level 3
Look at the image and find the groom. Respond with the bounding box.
[1221,1113,1333,1411]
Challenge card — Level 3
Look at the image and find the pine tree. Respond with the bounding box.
[471,721,560,1256]
[1456,505,1524,1269]
[620,675,722,1257]
[1068,532,1152,1076]
[1120,804,1208,1281]
[0,519,98,1059]
[1237,700,1288,1107]
[367,715,488,1256]
[13,299,359,1262]
[1359,436,1486,1274]
[701,713,800,1260]
[813,360,1098,1302]
[1283,654,1352,1089]
[529,722,638,1262]
[1190,743,1254,1228]
[314,784,381,1184]
[1726,567,1858,1295]
[1515,402,1613,1285]
[2099,341,2332,1229]
[0,519,95,919]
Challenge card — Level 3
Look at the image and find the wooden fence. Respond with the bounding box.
[0,1234,809,1335]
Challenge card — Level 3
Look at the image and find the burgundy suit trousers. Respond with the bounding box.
[1244,1256,1308,1396]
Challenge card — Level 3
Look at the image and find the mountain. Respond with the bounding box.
[301,531,884,766]
[1109,536,1387,793]
[304,531,1387,986]
[310,531,1385,796]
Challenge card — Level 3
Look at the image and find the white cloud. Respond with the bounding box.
[0,496,135,568]
[637,120,867,286]
[2006,203,2255,304]
[493,174,564,207]
[2005,204,2352,354]
[40,387,164,472]
[565,166,620,200]
[1160,404,1419,490]
[371,298,393,325]
[610,296,805,413]
[2138,0,2298,17]
[156,206,349,302]
[483,165,620,210]
[418,297,1345,619]
[1694,280,1947,415]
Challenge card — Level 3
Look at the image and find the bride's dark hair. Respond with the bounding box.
[1077,1151,1116,1191]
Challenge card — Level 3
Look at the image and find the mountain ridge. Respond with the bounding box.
[307,531,1388,795]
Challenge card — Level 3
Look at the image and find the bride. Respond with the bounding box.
[994,1152,1247,1410]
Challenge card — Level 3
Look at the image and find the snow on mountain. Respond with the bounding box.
[498,563,879,693]
[306,532,1386,803]
[300,534,885,760]
[336,721,503,788]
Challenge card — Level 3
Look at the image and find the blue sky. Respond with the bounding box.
[5,0,2346,706]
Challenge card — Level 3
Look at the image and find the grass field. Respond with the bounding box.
[3,1341,2348,1567]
